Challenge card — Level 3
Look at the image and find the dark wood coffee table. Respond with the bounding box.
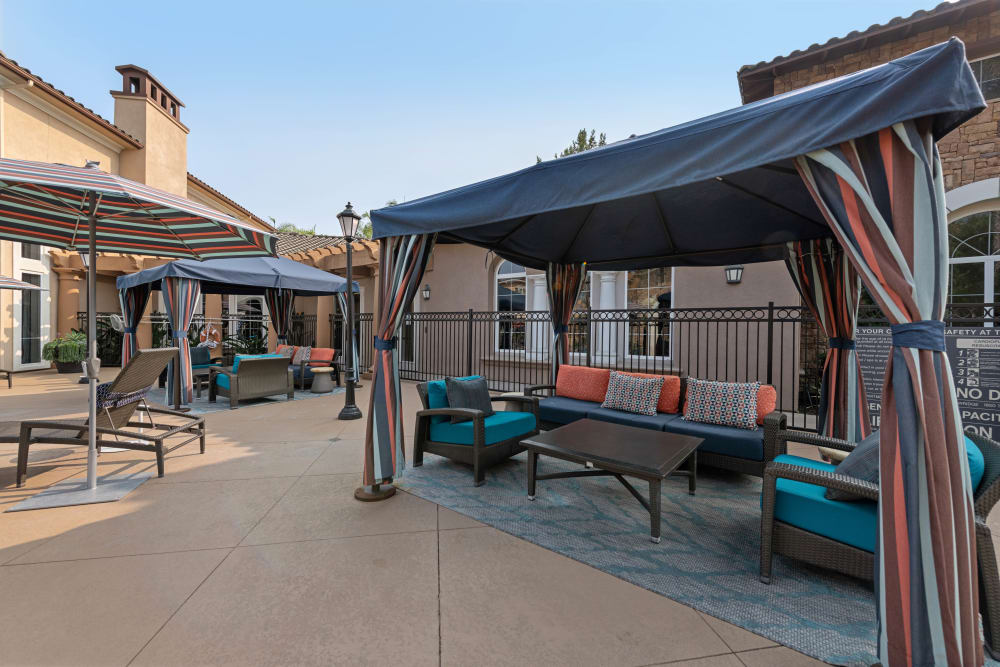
[520,418,702,543]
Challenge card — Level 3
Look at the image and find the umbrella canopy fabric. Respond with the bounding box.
[0,275,44,290]
[117,256,359,296]
[370,39,984,270]
[0,159,276,258]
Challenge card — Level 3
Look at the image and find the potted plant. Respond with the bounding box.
[42,330,87,373]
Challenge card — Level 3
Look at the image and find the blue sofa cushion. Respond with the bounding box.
[425,376,480,424]
[772,454,878,553]
[538,396,598,425]
[429,411,536,446]
[216,371,231,391]
[587,407,681,431]
[665,418,764,461]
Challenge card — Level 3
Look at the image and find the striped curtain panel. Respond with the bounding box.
[336,292,359,384]
[545,262,586,385]
[796,121,980,667]
[162,277,202,407]
[363,234,436,486]
[784,239,871,443]
[264,288,295,345]
[118,283,151,367]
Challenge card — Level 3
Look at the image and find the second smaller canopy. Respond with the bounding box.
[117,256,359,296]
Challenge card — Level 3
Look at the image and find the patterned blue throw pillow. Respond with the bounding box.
[601,371,664,416]
[683,379,760,430]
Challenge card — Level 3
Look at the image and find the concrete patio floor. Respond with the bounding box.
[0,368,828,666]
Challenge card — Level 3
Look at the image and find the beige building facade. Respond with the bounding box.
[0,53,375,375]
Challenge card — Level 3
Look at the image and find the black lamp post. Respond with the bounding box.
[337,202,363,420]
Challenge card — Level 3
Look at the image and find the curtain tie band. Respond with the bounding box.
[891,320,946,351]
[828,337,855,350]
[374,336,397,350]
[553,324,569,334]
[123,327,136,334]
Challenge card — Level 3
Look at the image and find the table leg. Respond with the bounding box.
[527,450,537,500]
[688,450,697,495]
[649,478,661,544]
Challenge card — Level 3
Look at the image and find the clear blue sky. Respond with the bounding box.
[1,0,945,234]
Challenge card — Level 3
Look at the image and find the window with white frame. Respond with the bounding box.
[970,55,1000,102]
[566,273,591,354]
[948,211,998,319]
[496,261,527,350]
[626,268,672,357]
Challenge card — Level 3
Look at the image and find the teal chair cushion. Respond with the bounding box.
[425,376,480,424]
[429,411,536,446]
[772,454,878,553]
[216,354,283,392]
[771,435,984,555]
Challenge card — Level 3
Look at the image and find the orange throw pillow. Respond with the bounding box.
[624,372,681,413]
[555,366,611,403]
[757,385,777,425]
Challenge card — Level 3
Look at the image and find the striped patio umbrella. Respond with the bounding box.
[0,275,44,290]
[0,158,276,506]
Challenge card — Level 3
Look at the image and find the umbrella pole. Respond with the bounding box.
[86,196,99,490]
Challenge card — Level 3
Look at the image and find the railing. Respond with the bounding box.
[77,311,317,366]
[334,304,822,430]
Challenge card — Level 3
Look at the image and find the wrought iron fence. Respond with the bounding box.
[77,311,317,366]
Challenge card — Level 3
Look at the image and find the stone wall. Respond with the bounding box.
[772,10,1000,189]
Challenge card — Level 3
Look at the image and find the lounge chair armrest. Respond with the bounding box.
[416,407,484,420]
[491,394,538,417]
[524,384,556,397]
[143,405,200,419]
[763,461,878,501]
[762,411,787,461]
[778,428,858,453]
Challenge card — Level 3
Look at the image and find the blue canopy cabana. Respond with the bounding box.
[117,256,360,407]
[117,256,359,296]
[369,39,991,666]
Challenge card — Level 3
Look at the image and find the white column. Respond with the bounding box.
[528,275,548,357]
[595,272,618,359]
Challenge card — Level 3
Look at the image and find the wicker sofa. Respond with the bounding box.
[760,428,1000,659]
[210,354,294,409]
[525,366,786,477]
[276,344,340,389]
[413,378,539,486]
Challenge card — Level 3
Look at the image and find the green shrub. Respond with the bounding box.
[42,330,87,363]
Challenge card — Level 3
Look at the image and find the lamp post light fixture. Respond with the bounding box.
[337,202,363,421]
[421,284,431,301]
[725,264,744,285]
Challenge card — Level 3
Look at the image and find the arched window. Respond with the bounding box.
[626,268,673,357]
[496,261,526,350]
[948,211,998,307]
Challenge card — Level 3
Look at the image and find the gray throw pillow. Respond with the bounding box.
[825,430,880,501]
[445,376,495,424]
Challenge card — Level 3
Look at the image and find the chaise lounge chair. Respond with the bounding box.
[9,348,205,486]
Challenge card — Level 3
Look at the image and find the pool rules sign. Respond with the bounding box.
[856,327,1000,439]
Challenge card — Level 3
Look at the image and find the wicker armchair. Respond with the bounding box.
[414,381,539,486]
[209,356,294,409]
[760,428,1000,659]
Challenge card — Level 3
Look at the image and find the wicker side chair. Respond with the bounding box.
[760,428,1000,659]
[413,381,539,486]
[209,356,294,410]
[10,348,205,485]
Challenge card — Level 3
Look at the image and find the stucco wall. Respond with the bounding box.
[113,95,187,195]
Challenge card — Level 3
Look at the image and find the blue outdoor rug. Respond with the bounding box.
[146,385,344,415]
[400,451,994,666]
